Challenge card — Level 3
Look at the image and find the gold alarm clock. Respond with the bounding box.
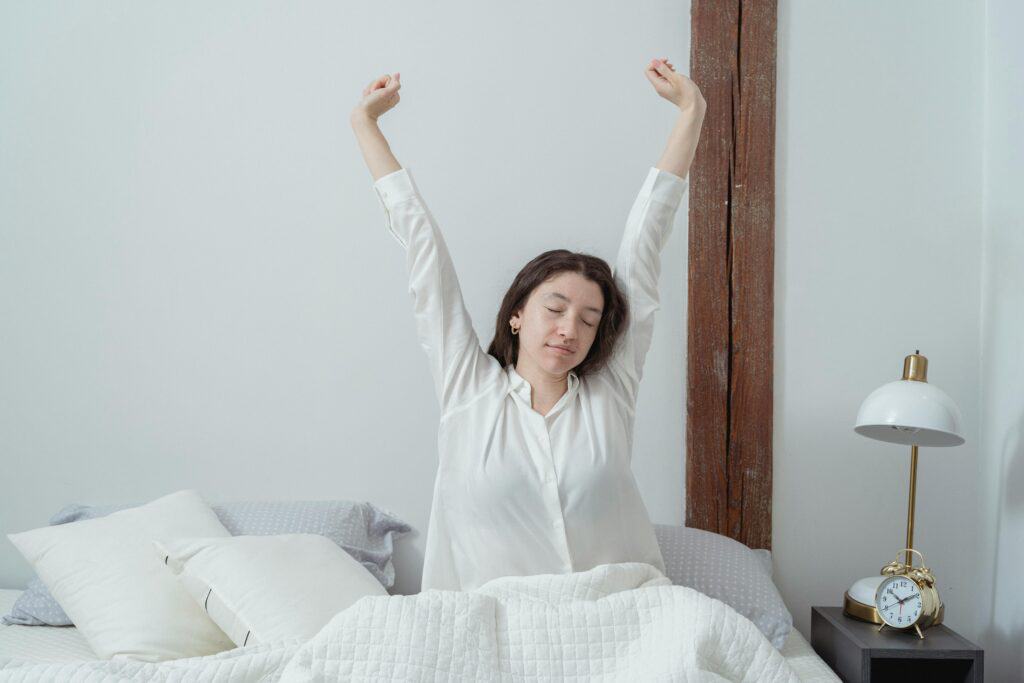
[873,549,943,639]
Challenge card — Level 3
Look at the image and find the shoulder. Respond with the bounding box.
[578,366,636,414]
[440,367,510,422]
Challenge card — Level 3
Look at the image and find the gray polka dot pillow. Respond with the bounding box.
[3,500,412,627]
[654,524,792,649]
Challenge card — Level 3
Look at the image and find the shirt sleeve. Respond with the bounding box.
[599,166,688,407]
[374,167,503,412]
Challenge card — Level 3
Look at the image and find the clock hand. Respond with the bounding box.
[894,588,915,604]
[881,591,913,610]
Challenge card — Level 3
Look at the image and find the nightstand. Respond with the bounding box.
[810,607,983,682]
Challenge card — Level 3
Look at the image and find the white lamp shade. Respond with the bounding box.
[854,379,964,447]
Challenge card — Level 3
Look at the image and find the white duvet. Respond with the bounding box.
[0,563,798,682]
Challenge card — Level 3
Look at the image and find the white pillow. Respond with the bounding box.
[154,533,388,646]
[7,489,234,661]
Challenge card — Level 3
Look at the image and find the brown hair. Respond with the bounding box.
[486,249,628,378]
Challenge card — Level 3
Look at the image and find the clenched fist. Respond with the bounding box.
[352,72,401,123]
[644,58,705,112]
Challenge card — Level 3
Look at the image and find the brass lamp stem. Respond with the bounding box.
[906,444,919,566]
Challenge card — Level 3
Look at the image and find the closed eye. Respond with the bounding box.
[547,307,596,328]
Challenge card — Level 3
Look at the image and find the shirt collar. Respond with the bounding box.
[505,365,580,413]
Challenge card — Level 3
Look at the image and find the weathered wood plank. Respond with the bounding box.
[687,0,776,550]
[685,0,736,543]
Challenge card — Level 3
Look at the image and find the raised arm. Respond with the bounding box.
[350,72,403,180]
[601,59,706,408]
[647,58,706,177]
[350,73,502,412]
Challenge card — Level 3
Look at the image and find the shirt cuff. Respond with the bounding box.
[642,166,689,212]
[373,167,419,209]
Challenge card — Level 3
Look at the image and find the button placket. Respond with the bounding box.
[541,429,557,487]
[537,418,571,568]
[508,367,573,569]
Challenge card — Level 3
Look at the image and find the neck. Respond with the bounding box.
[514,359,570,406]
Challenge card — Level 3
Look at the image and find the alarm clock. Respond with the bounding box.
[873,548,943,639]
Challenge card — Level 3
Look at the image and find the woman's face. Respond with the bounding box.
[510,271,604,376]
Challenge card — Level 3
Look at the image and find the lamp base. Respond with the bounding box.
[843,575,884,624]
[843,592,883,624]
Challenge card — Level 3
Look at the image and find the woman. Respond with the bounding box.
[350,59,706,591]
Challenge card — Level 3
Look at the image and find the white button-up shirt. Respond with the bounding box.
[373,165,688,591]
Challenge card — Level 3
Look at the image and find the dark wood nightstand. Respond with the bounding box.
[810,607,983,682]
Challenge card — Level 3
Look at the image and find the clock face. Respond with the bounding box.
[876,575,923,628]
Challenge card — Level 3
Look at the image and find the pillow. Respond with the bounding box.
[154,534,388,646]
[653,523,792,649]
[4,499,412,627]
[752,548,774,577]
[6,489,235,661]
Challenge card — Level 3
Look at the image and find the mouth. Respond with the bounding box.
[546,345,574,356]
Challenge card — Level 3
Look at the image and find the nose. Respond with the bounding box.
[558,319,579,341]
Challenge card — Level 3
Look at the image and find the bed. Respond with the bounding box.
[0,587,838,681]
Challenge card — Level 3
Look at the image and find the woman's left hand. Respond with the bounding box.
[645,58,706,113]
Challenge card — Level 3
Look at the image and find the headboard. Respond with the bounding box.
[685,0,777,550]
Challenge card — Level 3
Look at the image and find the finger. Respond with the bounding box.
[650,58,673,74]
[653,61,672,77]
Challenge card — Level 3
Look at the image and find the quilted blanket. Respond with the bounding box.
[0,563,798,682]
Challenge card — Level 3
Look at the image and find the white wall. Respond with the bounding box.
[0,1,692,594]
[778,2,1021,674]
[774,0,986,644]
[978,1,1024,679]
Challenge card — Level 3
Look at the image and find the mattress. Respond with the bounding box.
[779,625,840,682]
[0,588,839,680]
[0,590,96,663]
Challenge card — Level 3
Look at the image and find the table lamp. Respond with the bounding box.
[842,351,964,626]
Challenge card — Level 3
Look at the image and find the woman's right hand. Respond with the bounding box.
[351,72,401,123]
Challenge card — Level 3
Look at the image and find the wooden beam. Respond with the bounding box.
[686,0,776,549]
